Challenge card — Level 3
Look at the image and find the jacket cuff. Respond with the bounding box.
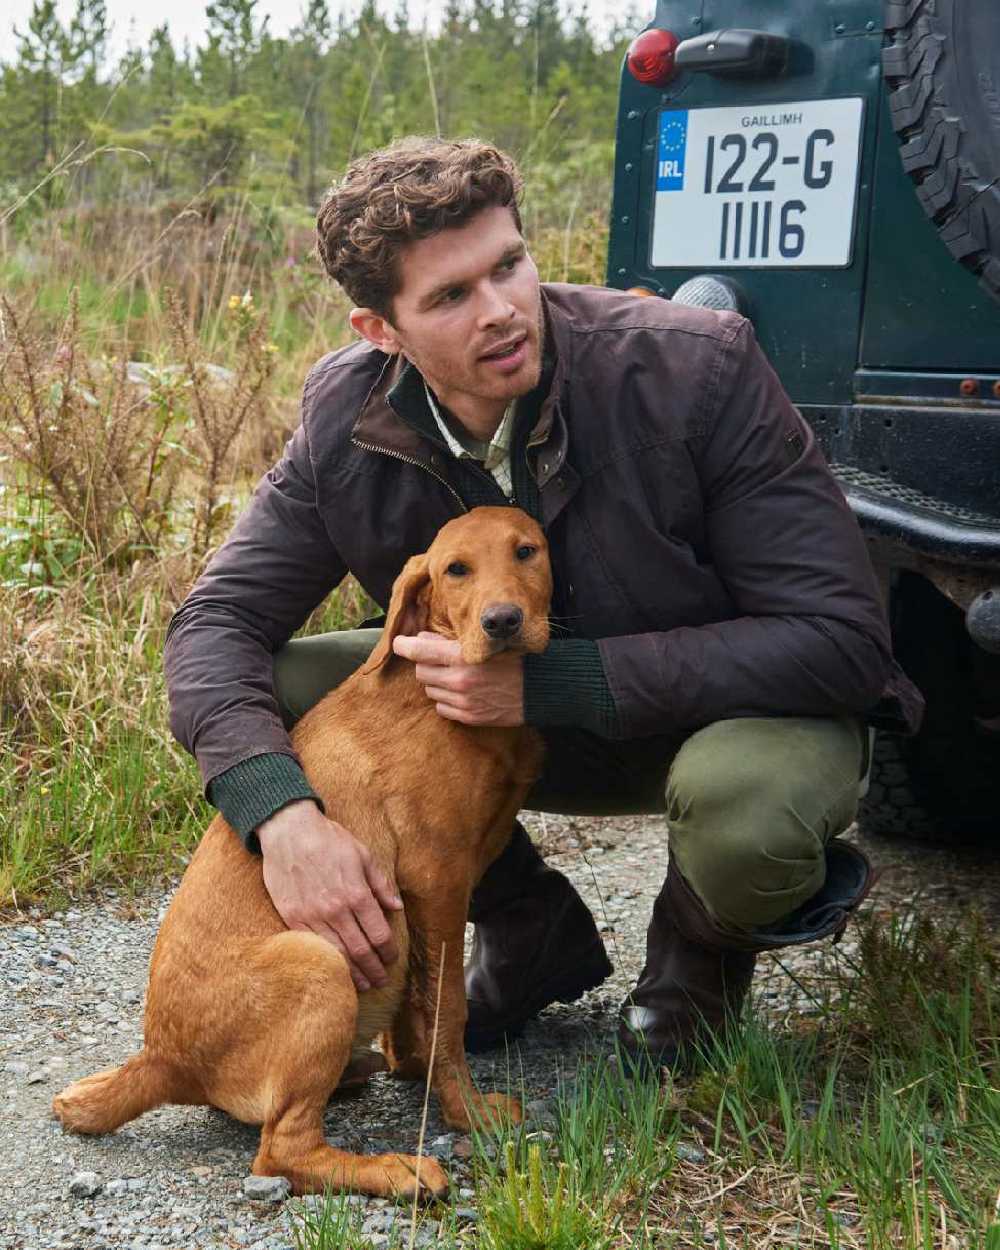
[207,753,324,855]
[523,640,620,737]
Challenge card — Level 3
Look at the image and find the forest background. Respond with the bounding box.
[0,0,642,902]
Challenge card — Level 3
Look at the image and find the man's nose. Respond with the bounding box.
[476,281,516,326]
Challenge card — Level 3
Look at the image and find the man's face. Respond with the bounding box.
[352,205,544,434]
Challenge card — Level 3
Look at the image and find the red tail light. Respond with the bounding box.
[626,28,680,87]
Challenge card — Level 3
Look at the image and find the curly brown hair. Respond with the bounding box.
[315,136,524,320]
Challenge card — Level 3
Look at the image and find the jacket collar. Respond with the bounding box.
[351,286,571,484]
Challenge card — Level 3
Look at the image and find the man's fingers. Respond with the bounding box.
[355,895,400,968]
[414,663,471,690]
[298,918,372,993]
[422,684,467,707]
[394,634,462,665]
[334,913,390,989]
[367,864,404,913]
[435,701,476,724]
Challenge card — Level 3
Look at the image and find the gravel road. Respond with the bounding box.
[2,812,998,1250]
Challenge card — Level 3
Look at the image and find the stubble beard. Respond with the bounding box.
[401,299,546,412]
[503,303,546,400]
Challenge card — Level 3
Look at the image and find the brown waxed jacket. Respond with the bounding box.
[165,283,923,789]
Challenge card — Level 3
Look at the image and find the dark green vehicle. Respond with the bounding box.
[606,1,1000,841]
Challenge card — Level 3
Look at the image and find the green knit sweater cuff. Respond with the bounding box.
[523,639,620,737]
[208,752,324,855]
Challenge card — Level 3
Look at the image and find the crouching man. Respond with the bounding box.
[165,136,923,1069]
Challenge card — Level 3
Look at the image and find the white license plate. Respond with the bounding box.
[650,97,864,269]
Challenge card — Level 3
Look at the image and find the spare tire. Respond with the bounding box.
[883,0,1000,303]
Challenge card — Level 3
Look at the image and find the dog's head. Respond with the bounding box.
[362,506,552,673]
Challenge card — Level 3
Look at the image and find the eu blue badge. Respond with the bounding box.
[657,111,688,191]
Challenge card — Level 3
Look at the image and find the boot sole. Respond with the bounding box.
[464,946,613,1054]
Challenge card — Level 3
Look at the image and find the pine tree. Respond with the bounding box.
[68,0,110,79]
[290,0,332,204]
[148,25,180,119]
[13,0,68,169]
[203,0,267,98]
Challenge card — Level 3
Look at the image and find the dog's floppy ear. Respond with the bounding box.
[360,553,431,675]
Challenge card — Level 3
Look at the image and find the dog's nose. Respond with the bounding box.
[481,603,524,640]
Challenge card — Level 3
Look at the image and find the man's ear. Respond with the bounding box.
[349,307,401,355]
[360,553,431,675]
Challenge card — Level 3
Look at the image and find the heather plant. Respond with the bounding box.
[0,281,278,570]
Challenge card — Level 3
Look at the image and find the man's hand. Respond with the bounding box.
[258,800,404,992]
[392,631,525,726]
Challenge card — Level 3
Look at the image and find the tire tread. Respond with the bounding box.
[882,0,1000,301]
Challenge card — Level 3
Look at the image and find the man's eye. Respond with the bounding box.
[447,561,469,576]
[443,288,464,303]
[500,256,519,271]
[515,545,536,561]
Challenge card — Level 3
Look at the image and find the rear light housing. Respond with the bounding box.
[626,28,681,87]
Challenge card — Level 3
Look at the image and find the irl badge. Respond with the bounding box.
[657,111,688,191]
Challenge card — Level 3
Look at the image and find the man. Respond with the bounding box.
[165,137,922,1070]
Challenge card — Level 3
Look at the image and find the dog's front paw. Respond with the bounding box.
[477,1091,523,1127]
[444,1090,522,1132]
[380,1152,449,1200]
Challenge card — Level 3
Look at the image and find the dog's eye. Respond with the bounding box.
[447,561,469,576]
[515,545,536,561]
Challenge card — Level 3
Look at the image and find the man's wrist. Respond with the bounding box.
[257,798,327,852]
[207,753,325,854]
[523,639,620,737]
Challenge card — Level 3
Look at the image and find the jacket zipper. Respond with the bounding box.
[351,437,468,513]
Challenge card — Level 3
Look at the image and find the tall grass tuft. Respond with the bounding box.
[0,283,278,569]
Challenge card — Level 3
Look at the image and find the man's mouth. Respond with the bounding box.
[480,334,527,361]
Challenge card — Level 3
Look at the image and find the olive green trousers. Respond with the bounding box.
[274,630,866,933]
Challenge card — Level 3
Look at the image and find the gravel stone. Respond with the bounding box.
[2,815,996,1248]
[242,1176,291,1202]
[451,1136,475,1161]
[69,1171,103,1197]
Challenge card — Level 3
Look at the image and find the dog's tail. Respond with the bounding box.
[52,1051,176,1134]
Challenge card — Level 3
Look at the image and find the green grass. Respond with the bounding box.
[0,567,202,905]
[275,910,998,1250]
[0,530,375,907]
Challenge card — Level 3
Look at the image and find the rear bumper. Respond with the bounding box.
[831,464,1000,566]
[803,402,1000,569]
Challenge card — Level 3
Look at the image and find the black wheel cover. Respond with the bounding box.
[891,573,1000,842]
[883,0,1000,303]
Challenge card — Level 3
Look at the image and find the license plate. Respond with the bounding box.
[650,97,864,269]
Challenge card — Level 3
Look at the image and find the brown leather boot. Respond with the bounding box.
[465,822,613,1052]
[618,840,875,1072]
